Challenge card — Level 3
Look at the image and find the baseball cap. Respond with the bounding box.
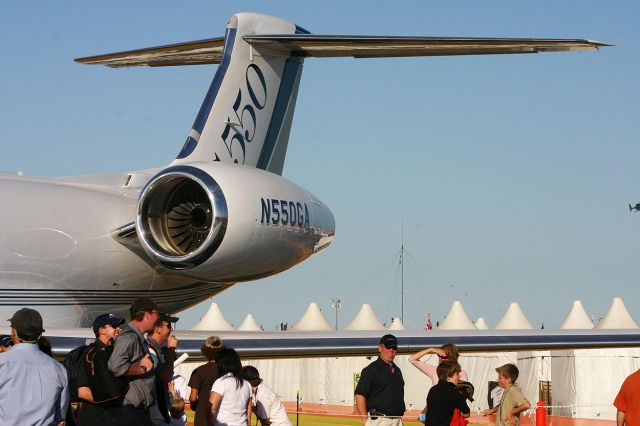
[93,313,126,334]
[379,334,398,349]
[130,297,162,315]
[8,308,45,341]
[156,313,179,325]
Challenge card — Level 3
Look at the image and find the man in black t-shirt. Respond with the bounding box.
[355,334,405,425]
[76,313,125,426]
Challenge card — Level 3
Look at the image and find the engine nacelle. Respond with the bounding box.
[136,162,335,282]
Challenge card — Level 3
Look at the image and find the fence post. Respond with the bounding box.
[536,401,547,426]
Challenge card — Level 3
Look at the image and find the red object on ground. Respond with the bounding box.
[536,401,547,426]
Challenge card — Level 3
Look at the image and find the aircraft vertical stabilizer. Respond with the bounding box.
[172,13,305,175]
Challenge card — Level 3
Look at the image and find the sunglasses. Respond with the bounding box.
[384,345,398,350]
[438,355,448,360]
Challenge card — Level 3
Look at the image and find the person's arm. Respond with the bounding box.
[246,396,253,426]
[108,334,153,377]
[355,394,368,425]
[409,359,438,380]
[617,410,626,426]
[458,398,471,418]
[210,391,223,423]
[189,387,199,409]
[57,367,69,424]
[409,347,444,362]
[482,408,497,416]
[156,346,177,383]
[507,400,531,424]
[123,354,153,376]
[78,386,94,402]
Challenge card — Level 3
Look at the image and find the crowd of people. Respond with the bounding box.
[356,334,638,426]
[0,299,291,426]
[1,306,637,426]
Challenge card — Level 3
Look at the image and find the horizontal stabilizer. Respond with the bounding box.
[75,37,225,67]
[244,35,609,58]
[75,35,609,68]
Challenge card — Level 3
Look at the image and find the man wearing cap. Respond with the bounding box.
[355,334,405,425]
[147,313,180,425]
[106,297,162,425]
[0,308,68,425]
[76,313,125,425]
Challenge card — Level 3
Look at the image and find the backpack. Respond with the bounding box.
[63,344,87,403]
[85,343,129,406]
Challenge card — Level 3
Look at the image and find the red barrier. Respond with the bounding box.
[536,401,547,426]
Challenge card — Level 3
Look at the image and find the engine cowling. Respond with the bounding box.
[136,162,335,282]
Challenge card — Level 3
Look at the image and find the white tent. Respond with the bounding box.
[550,348,640,420]
[438,301,476,330]
[494,302,534,329]
[291,302,333,331]
[517,350,551,409]
[388,317,406,330]
[192,302,235,331]
[237,314,262,331]
[560,300,594,329]
[595,297,639,329]
[475,317,489,330]
[344,304,385,330]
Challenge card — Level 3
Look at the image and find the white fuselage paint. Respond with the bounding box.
[0,164,334,327]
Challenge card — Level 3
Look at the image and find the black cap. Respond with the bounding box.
[379,334,398,348]
[156,313,179,325]
[8,308,45,341]
[93,313,126,334]
[0,335,13,347]
[130,297,162,315]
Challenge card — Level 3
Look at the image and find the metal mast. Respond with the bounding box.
[401,221,404,323]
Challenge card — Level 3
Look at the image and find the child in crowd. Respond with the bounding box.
[168,396,187,426]
[424,361,470,426]
[242,366,293,426]
[482,364,531,426]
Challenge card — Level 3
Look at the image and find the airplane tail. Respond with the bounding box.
[76,13,608,175]
[173,14,306,174]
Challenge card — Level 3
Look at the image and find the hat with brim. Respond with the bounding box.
[0,335,13,347]
[379,334,398,348]
[157,313,179,325]
[93,313,126,334]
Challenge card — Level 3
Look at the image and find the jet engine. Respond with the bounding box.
[136,162,334,282]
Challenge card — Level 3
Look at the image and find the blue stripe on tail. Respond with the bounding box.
[256,59,302,170]
[176,28,237,159]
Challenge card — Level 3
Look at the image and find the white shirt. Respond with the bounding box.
[0,342,68,426]
[253,383,292,426]
[211,373,252,425]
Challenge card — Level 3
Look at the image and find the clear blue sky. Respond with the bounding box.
[1,2,639,331]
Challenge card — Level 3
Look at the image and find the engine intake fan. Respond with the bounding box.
[136,165,228,269]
